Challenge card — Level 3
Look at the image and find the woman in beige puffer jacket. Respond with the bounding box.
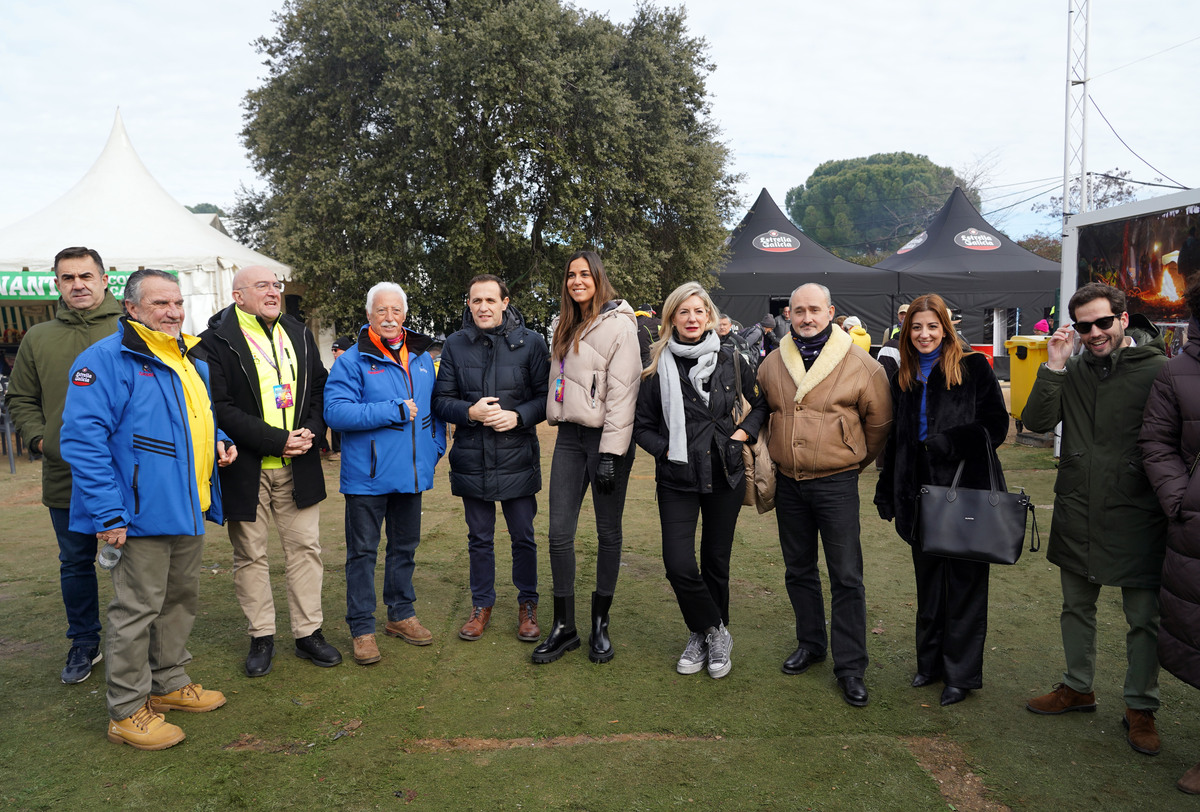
[532,250,642,666]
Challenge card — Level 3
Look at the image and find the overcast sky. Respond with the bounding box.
[1,0,1195,242]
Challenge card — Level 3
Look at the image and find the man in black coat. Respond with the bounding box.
[200,266,341,677]
[433,275,550,643]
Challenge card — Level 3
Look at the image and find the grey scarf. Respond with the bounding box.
[659,331,721,463]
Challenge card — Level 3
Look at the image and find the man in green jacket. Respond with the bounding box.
[1021,282,1168,758]
[4,246,123,684]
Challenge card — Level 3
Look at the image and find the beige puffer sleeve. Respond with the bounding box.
[597,307,642,456]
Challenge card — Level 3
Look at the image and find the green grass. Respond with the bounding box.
[1,432,1196,810]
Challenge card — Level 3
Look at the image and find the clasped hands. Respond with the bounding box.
[468,397,518,432]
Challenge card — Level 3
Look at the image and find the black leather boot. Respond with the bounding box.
[588,591,614,664]
[531,595,580,664]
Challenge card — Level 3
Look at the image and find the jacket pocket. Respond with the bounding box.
[370,440,377,479]
[1054,452,1084,495]
[132,463,140,515]
[838,415,863,457]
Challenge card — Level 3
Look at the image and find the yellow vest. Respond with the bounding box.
[235,307,298,469]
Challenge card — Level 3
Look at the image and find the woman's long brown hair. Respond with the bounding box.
[551,250,618,361]
[896,293,970,391]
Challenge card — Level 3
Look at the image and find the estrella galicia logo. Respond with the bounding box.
[752,230,800,253]
[72,367,96,386]
[897,232,928,254]
[953,228,1001,251]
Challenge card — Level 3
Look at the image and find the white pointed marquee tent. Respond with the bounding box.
[0,110,289,335]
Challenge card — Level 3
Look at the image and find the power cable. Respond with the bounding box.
[1088,94,1188,188]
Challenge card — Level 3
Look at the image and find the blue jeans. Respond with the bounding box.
[344,493,422,637]
[774,470,868,678]
[463,495,538,607]
[50,507,101,646]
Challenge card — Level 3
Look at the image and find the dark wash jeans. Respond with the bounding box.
[657,478,742,633]
[774,470,868,678]
[547,423,634,598]
[463,494,538,607]
[344,492,422,637]
[50,507,102,646]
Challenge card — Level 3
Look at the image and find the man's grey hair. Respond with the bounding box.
[718,313,731,321]
[124,269,178,307]
[790,282,832,308]
[366,281,408,315]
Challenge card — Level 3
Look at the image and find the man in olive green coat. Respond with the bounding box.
[4,247,123,684]
[1021,283,1168,758]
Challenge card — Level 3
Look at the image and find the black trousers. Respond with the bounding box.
[910,545,990,689]
[658,479,742,633]
[774,470,868,678]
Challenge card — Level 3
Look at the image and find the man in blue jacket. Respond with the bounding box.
[434,275,549,643]
[325,282,446,665]
[61,269,237,750]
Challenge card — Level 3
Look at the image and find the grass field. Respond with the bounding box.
[1,425,1197,811]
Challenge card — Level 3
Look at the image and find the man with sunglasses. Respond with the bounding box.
[1021,282,1168,758]
[199,266,342,677]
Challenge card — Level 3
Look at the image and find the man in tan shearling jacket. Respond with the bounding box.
[757,283,891,707]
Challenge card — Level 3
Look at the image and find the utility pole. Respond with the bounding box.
[1062,0,1091,224]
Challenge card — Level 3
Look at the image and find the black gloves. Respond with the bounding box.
[595,453,620,495]
[924,433,953,461]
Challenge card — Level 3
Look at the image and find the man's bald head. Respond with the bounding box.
[232,266,284,323]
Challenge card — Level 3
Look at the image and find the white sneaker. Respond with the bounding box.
[705,624,732,679]
[676,632,708,674]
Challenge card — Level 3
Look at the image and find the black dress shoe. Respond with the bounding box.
[295,628,343,667]
[838,676,869,707]
[940,686,970,706]
[246,635,274,678]
[911,673,940,688]
[781,647,827,675]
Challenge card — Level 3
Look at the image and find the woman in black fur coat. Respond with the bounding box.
[874,294,1010,706]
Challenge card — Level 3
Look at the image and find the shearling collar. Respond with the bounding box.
[779,324,852,403]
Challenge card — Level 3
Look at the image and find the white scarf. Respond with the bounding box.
[659,331,721,463]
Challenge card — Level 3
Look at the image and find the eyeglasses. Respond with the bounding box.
[236,281,285,293]
[374,307,404,317]
[1073,314,1117,334]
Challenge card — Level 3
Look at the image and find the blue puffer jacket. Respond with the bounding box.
[60,319,228,537]
[433,304,549,501]
[325,326,446,495]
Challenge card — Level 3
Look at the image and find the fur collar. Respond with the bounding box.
[779,325,852,403]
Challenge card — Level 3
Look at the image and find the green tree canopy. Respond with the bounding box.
[784,152,979,257]
[186,203,226,216]
[237,0,738,334]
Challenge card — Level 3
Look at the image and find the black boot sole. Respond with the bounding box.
[531,633,581,664]
[588,638,614,664]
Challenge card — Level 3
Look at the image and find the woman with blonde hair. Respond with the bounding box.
[534,251,641,665]
[634,282,767,678]
[874,293,1009,705]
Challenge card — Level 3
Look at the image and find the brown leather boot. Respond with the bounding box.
[352,633,381,665]
[385,617,433,646]
[458,606,491,641]
[1025,683,1097,714]
[1178,761,1200,794]
[517,601,539,642]
[1124,708,1161,755]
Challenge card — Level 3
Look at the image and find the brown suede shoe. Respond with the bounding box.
[1026,683,1097,715]
[352,633,381,665]
[1178,761,1200,794]
[517,601,540,642]
[385,616,433,646]
[1123,708,1161,756]
[458,606,492,641]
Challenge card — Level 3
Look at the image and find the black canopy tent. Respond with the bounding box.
[875,187,1060,342]
[712,188,898,340]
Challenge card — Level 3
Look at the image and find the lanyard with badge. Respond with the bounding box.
[554,360,565,403]
[242,327,295,410]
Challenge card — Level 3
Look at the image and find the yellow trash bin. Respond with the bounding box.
[1004,335,1049,428]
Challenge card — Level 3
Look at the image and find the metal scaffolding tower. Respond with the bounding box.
[1062,0,1091,222]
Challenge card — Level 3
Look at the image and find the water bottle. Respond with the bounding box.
[97,542,122,570]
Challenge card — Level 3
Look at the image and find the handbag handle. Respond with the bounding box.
[943,435,1003,506]
[731,345,747,424]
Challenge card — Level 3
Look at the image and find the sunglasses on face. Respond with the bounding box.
[1073,314,1118,334]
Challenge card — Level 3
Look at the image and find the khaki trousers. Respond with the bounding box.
[227,466,324,638]
[106,533,203,721]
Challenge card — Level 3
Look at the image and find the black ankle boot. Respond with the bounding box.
[588,591,614,663]
[531,595,580,664]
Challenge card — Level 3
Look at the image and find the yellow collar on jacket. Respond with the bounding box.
[779,325,852,403]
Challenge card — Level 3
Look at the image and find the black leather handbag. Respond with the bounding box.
[916,440,1039,565]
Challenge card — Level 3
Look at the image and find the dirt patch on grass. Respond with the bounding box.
[222,733,312,754]
[902,735,1010,812]
[404,732,719,753]
[0,636,49,655]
